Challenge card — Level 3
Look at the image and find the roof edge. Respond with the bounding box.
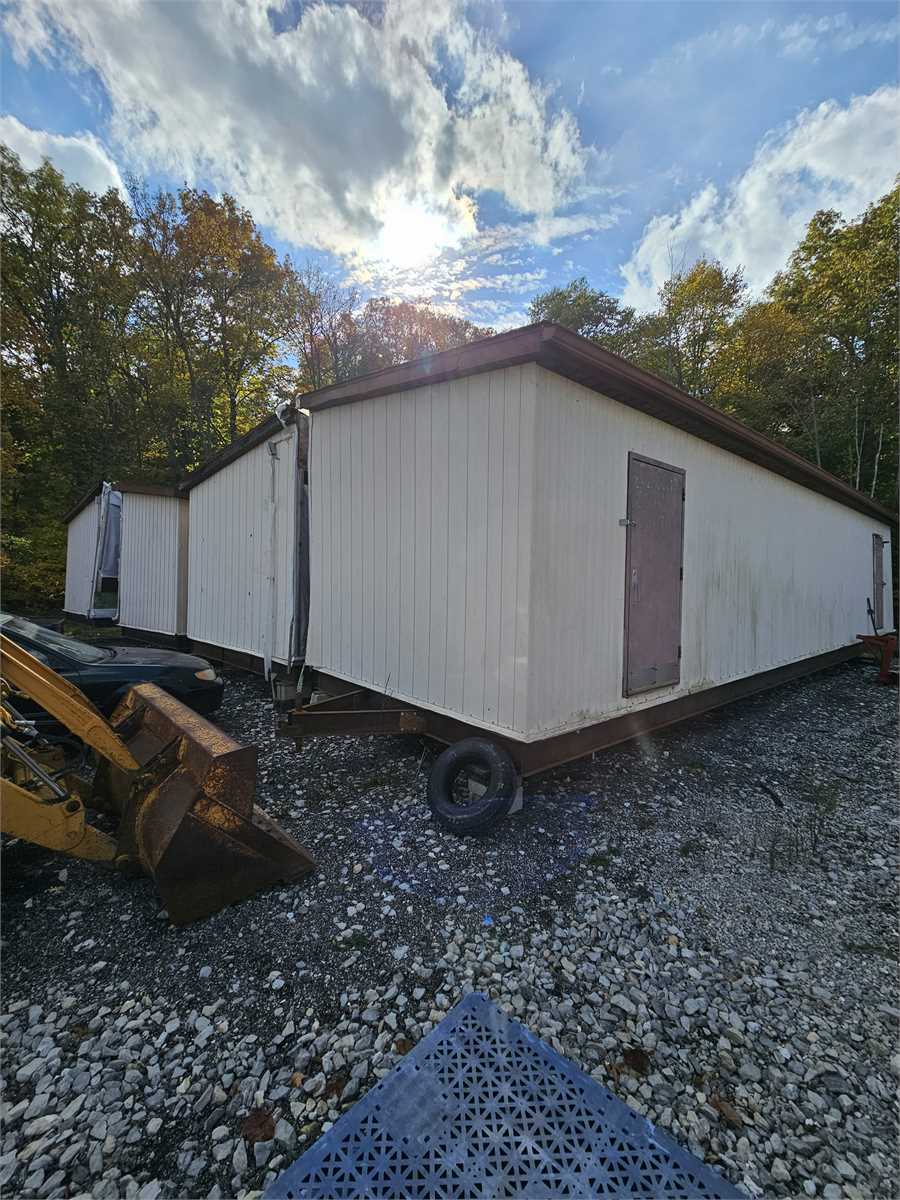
[179,406,298,492]
[62,480,106,524]
[303,320,894,525]
[117,480,182,499]
[537,324,895,525]
[303,324,544,413]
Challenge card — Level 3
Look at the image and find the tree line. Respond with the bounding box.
[1,144,896,609]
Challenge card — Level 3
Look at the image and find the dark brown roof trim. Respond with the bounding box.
[64,478,181,521]
[117,480,181,498]
[62,480,104,524]
[304,324,543,412]
[179,406,297,492]
[304,321,895,524]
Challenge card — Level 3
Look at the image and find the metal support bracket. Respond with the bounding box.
[281,707,427,741]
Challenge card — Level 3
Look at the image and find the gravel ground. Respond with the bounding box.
[2,657,897,1199]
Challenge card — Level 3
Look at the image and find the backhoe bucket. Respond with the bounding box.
[99,684,315,924]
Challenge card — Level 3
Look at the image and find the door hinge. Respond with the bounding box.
[618,517,634,527]
[679,566,683,581]
[678,644,682,660]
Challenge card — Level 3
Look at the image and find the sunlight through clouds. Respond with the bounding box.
[3,0,588,271]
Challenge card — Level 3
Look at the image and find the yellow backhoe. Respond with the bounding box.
[0,634,315,923]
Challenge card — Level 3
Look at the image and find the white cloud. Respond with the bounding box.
[4,0,588,264]
[771,12,899,59]
[0,114,125,195]
[461,209,621,259]
[662,10,898,67]
[621,86,900,310]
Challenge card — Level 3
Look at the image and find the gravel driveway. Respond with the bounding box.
[2,657,897,1199]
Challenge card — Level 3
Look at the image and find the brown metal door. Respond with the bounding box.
[872,533,885,628]
[623,453,685,696]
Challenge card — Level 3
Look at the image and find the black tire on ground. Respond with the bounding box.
[427,738,518,835]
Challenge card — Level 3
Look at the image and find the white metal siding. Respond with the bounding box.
[187,426,298,665]
[118,495,188,635]
[307,365,538,735]
[527,367,895,736]
[64,502,99,616]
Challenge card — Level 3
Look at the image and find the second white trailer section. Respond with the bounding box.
[305,322,894,743]
[118,486,189,637]
[185,415,302,672]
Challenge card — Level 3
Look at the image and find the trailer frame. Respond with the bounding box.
[281,643,863,779]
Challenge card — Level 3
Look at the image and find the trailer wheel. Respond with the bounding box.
[428,738,518,835]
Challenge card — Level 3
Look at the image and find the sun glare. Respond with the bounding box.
[374,198,464,269]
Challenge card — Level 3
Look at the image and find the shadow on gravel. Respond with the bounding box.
[357,790,599,906]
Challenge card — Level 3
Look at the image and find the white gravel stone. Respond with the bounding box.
[1,661,894,1200]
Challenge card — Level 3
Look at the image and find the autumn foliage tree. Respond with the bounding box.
[287,283,492,393]
[0,147,493,606]
[130,183,295,462]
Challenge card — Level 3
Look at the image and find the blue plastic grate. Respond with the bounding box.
[266,992,743,1199]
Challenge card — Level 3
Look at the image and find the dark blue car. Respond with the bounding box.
[1,613,224,720]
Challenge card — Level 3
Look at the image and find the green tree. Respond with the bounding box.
[768,187,898,501]
[1,147,143,604]
[528,276,638,358]
[716,299,833,466]
[651,259,746,400]
[527,264,744,400]
[1,152,304,605]
[129,183,217,468]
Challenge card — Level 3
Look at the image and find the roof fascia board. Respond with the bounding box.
[302,321,894,524]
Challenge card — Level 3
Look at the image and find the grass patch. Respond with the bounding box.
[343,932,370,950]
[64,620,122,641]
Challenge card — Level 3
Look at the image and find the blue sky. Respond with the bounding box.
[1,0,897,328]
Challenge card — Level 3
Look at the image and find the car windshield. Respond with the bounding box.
[0,613,111,664]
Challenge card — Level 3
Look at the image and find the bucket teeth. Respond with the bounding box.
[99,684,315,924]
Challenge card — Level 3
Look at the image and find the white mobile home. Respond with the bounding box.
[63,482,122,620]
[304,322,894,754]
[182,409,307,674]
[117,483,189,640]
